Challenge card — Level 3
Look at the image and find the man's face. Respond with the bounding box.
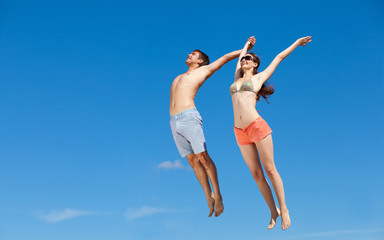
[185,51,202,66]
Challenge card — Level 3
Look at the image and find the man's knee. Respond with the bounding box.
[196,152,213,169]
[186,154,199,168]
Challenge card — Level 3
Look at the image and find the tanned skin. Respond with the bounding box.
[232,36,312,229]
[170,42,254,217]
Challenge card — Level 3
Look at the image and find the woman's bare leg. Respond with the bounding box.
[239,144,280,229]
[256,134,291,230]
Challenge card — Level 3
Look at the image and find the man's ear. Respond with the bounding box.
[198,59,203,66]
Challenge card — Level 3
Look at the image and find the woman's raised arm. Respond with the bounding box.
[234,36,256,80]
[257,36,312,84]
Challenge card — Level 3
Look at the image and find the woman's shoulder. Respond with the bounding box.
[251,73,263,82]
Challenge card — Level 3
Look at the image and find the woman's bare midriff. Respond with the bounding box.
[232,92,260,129]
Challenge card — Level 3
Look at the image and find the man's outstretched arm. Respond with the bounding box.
[202,50,242,78]
[202,42,255,79]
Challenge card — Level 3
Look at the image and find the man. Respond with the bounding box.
[169,37,256,217]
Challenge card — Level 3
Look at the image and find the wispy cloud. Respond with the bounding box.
[125,206,169,220]
[276,228,384,239]
[36,208,94,223]
[158,160,190,170]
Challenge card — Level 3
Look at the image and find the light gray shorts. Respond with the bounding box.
[170,108,207,158]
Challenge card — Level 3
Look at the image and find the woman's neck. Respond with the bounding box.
[242,70,254,80]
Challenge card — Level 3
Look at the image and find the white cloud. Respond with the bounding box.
[125,206,168,220]
[37,208,94,223]
[157,160,186,170]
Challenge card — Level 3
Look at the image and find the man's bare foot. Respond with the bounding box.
[207,193,215,217]
[213,194,224,217]
[281,209,291,230]
[267,208,280,229]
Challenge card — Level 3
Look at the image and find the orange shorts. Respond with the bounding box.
[233,117,272,145]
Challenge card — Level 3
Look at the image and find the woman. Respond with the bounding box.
[230,36,312,230]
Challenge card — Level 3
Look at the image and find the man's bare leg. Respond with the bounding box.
[186,153,215,217]
[195,151,223,217]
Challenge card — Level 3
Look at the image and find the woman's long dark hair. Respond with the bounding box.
[240,53,275,103]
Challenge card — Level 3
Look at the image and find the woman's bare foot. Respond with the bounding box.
[207,193,215,217]
[267,208,280,229]
[281,209,291,230]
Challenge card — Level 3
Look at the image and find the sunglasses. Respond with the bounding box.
[240,55,253,62]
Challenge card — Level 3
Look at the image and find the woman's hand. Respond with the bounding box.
[247,36,256,51]
[296,36,312,46]
[235,36,256,79]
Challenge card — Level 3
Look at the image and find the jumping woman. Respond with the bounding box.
[230,36,312,230]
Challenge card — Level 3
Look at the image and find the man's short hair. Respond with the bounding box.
[193,49,210,66]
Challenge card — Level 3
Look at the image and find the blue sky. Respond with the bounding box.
[0,0,383,239]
